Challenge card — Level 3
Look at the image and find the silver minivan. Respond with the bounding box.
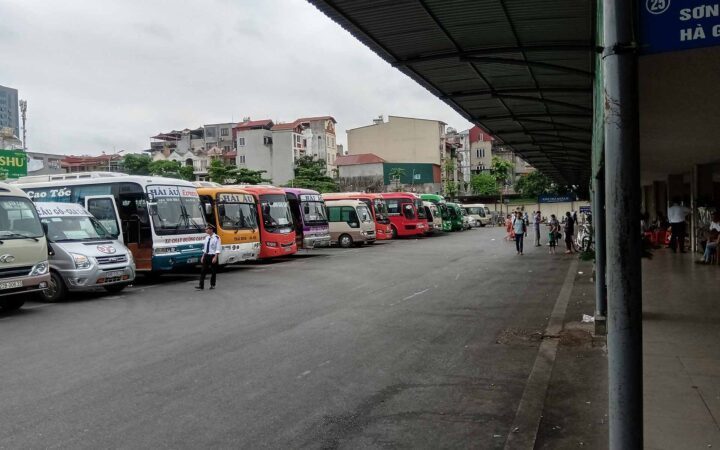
[34,202,136,301]
[325,199,376,247]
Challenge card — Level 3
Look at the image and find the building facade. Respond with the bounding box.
[0,85,19,139]
[27,152,65,175]
[336,153,441,193]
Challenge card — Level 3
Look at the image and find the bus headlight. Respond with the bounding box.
[69,253,92,270]
[265,242,278,247]
[29,260,49,276]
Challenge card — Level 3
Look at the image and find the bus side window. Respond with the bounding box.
[403,203,414,220]
[342,207,359,228]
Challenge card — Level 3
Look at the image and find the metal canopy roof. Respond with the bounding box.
[308,0,596,185]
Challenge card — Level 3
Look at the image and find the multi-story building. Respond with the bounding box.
[296,116,338,175]
[60,154,124,173]
[335,153,442,193]
[467,126,494,175]
[27,152,65,175]
[203,122,236,160]
[0,85,19,139]
[234,119,278,180]
[149,128,211,179]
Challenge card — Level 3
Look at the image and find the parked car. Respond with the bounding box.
[34,202,136,302]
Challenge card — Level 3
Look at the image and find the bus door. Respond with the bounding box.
[85,196,123,242]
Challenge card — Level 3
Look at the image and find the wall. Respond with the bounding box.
[338,162,384,192]
[238,128,274,178]
[347,116,443,165]
[269,130,295,185]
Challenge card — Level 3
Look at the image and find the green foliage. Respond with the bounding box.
[207,159,271,185]
[147,160,195,181]
[388,167,406,191]
[285,156,337,193]
[489,156,513,185]
[514,171,554,198]
[122,154,152,175]
[470,173,499,195]
[444,180,459,198]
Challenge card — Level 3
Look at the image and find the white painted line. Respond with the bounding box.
[296,370,312,379]
[23,303,53,310]
[455,273,461,280]
[504,258,578,450]
[317,360,331,367]
[400,288,429,302]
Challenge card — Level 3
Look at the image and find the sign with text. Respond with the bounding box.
[640,1,720,54]
[0,149,27,179]
[538,194,576,203]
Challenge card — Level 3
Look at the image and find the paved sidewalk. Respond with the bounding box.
[643,250,720,449]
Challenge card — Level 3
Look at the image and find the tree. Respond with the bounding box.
[207,159,272,185]
[470,173,499,195]
[514,170,554,198]
[489,156,513,187]
[122,154,152,175]
[388,167,406,191]
[444,180,459,198]
[285,156,337,193]
[147,160,195,181]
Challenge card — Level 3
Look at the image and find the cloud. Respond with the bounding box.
[0,0,471,155]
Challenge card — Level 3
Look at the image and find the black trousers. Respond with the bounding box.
[199,254,218,288]
[670,222,686,252]
[515,233,524,253]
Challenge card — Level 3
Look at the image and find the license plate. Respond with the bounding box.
[0,280,22,290]
[186,257,199,264]
[104,270,124,278]
[284,247,292,253]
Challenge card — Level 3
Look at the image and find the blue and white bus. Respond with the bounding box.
[15,172,206,273]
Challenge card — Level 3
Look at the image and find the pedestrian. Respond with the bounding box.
[534,210,542,246]
[513,211,527,255]
[563,211,575,254]
[548,214,560,254]
[667,198,690,253]
[504,214,514,241]
[196,224,221,290]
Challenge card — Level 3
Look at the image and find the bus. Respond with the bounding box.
[461,203,490,227]
[321,192,392,240]
[380,192,427,238]
[445,202,466,231]
[229,185,297,259]
[325,199,376,247]
[420,193,451,232]
[15,172,206,272]
[194,182,261,265]
[422,201,443,233]
[0,182,50,311]
[283,188,331,249]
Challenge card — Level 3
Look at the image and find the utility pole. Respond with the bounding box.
[603,0,643,448]
[19,99,27,151]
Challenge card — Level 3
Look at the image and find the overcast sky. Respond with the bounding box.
[0,0,471,156]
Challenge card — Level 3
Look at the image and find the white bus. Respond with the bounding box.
[14,172,206,273]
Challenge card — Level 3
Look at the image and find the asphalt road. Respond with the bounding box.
[0,227,572,449]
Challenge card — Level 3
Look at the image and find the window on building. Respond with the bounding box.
[206,127,217,138]
[221,128,229,136]
[238,137,246,147]
[223,146,230,152]
[239,155,246,164]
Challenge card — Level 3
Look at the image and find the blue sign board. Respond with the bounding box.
[579,206,592,214]
[640,1,720,54]
[538,194,576,203]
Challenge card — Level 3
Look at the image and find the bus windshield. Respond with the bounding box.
[373,199,390,223]
[259,194,293,233]
[301,201,328,225]
[357,205,374,223]
[42,215,113,242]
[218,201,257,230]
[0,197,44,240]
[148,185,205,235]
[414,199,427,219]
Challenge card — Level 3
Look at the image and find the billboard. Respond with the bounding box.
[640,1,720,54]
[0,149,27,179]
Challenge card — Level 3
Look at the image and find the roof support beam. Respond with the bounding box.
[460,56,593,78]
[443,86,591,99]
[477,113,592,121]
[492,127,593,135]
[393,44,599,66]
[490,93,592,112]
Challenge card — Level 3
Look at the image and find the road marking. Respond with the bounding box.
[391,288,430,306]
[297,370,312,379]
[455,273,460,280]
[23,303,53,310]
[318,360,331,367]
[504,258,578,450]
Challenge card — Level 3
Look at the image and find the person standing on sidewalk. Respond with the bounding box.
[667,198,691,253]
[534,210,542,247]
[196,224,221,290]
[548,214,560,254]
[563,211,575,254]
[513,212,527,255]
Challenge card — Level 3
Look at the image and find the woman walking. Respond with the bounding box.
[548,214,560,255]
[504,214,514,241]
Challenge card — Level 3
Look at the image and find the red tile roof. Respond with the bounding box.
[235,119,274,130]
[271,122,300,131]
[335,153,386,166]
[295,115,336,124]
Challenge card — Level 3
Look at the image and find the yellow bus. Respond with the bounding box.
[194,182,261,265]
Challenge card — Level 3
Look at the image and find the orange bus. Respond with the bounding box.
[194,182,261,265]
[322,192,392,240]
[380,192,428,238]
[229,185,297,259]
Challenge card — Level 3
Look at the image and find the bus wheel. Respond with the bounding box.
[390,226,398,239]
[104,283,129,293]
[41,272,67,302]
[1,298,25,311]
[339,234,354,248]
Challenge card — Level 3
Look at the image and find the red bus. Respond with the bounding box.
[230,185,297,259]
[380,192,428,238]
[322,192,393,240]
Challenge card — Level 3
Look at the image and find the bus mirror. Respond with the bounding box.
[204,203,213,215]
[303,204,310,215]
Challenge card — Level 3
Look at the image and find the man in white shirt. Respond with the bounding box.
[197,224,221,290]
[667,199,691,253]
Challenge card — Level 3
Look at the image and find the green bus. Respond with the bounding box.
[420,194,451,231]
[445,202,465,231]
